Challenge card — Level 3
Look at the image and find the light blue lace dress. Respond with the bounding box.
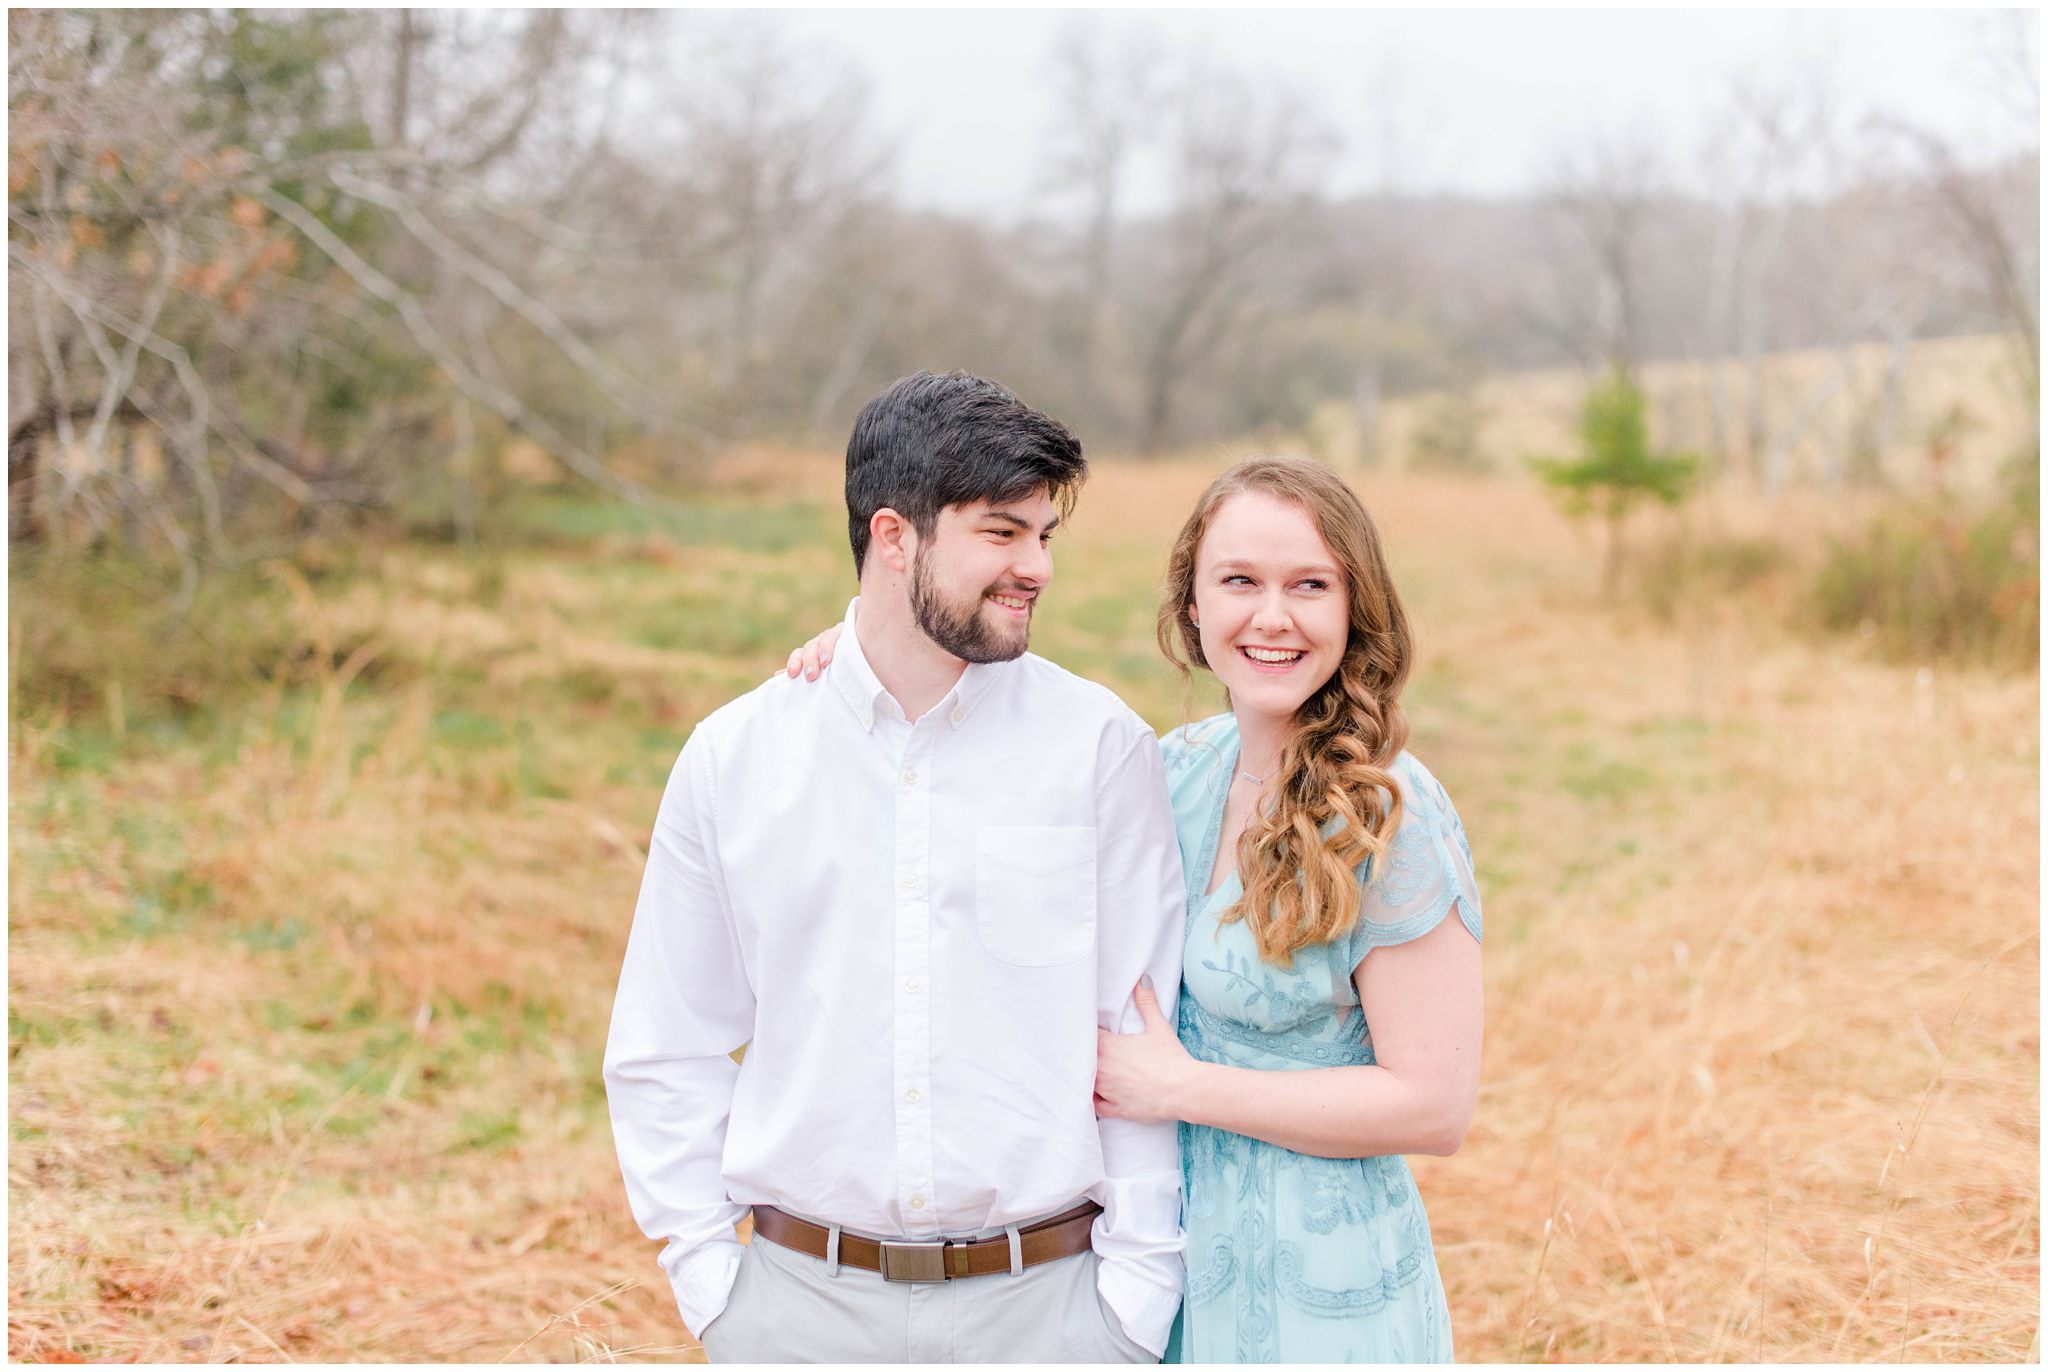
[1158,714,1483,1364]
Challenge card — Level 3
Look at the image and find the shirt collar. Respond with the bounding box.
[828,597,891,732]
[829,596,1009,732]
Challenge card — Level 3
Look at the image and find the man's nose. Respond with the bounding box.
[1014,538,1053,586]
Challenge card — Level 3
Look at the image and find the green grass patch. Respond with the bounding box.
[454,1106,523,1152]
[230,916,311,953]
[502,490,836,554]
[431,709,509,751]
[1558,744,1658,802]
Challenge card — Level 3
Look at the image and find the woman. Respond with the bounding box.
[785,456,1482,1363]
[1094,457,1481,1362]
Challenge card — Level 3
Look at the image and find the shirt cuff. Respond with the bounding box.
[1096,1259,1184,1358]
[670,1239,745,1339]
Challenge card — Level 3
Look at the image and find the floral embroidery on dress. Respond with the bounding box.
[1199,947,1334,1031]
[1369,806,1439,908]
[1297,1157,1383,1234]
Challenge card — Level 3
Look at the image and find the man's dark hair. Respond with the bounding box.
[845,371,1086,573]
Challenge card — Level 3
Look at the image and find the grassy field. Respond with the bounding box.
[9,450,2037,1361]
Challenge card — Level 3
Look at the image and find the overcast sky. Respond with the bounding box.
[685,8,2038,222]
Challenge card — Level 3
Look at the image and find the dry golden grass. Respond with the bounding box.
[9,454,2037,1362]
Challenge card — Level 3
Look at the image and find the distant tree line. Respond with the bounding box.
[8,10,2037,573]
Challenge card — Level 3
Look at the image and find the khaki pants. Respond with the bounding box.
[698,1233,1158,1364]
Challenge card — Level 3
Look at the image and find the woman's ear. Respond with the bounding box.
[1187,603,1200,627]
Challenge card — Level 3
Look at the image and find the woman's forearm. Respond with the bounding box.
[1174,1058,1471,1159]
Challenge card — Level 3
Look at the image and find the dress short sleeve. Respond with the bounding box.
[1343,753,1483,970]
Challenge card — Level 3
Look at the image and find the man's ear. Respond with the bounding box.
[870,508,916,575]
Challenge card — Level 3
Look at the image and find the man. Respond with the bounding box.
[603,371,1187,1362]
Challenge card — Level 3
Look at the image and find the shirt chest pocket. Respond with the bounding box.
[974,825,1098,968]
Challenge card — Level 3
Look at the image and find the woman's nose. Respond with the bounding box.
[1253,591,1291,632]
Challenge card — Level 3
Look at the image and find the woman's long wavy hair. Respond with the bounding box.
[1157,457,1414,967]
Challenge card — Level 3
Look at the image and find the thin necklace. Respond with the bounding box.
[1238,766,1270,786]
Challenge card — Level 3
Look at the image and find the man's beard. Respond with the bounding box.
[910,548,1031,664]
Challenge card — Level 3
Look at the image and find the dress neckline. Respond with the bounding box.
[1198,726,1242,900]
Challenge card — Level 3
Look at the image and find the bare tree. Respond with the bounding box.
[664,16,887,432]
[8,9,691,570]
[1539,128,1665,380]
[1128,60,1337,453]
[1877,90,2039,421]
[1040,19,1163,420]
[1696,69,1848,480]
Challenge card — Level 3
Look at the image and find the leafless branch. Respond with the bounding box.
[255,186,685,512]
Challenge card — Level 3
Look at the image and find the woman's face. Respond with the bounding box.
[1189,491,1350,729]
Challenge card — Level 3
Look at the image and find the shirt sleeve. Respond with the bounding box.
[1089,728,1190,1356]
[602,731,755,1337]
[1345,761,1484,971]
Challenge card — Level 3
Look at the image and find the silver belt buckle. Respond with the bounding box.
[879,1240,949,1283]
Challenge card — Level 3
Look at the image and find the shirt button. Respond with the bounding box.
[902,770,917,786]
[905,1088,921,1103]
[903,977,920,993]
[910,1194,926,1210]
[903,873,919,891]
[951,709,964,725]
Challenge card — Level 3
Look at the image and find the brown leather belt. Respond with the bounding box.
[751,1201,1101,1283]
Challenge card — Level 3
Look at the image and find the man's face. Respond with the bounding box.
[907,490,1059,664]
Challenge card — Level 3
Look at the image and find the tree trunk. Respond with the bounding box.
[1602,504,1625,600]
[117,434,141,552]
[1138,361,1174,457]
[1351,358,1382,470]
[389,10,418,150]
[9,433,43,544]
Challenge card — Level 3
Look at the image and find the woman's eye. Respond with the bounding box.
[1299,579,1329,592]
[1222,575,1253,587]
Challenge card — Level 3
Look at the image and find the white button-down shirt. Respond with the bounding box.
[604,598,1188,1353]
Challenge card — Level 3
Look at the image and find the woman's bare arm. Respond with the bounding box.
[1095,910,1481,1159]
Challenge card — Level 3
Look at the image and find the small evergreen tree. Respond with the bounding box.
[1530,370,1699,594]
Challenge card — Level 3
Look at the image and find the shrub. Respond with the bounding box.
[1409,381,1492,473]
[12,553,296,722]
[1809,449,2039,671]
[1633,531,1792,624]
